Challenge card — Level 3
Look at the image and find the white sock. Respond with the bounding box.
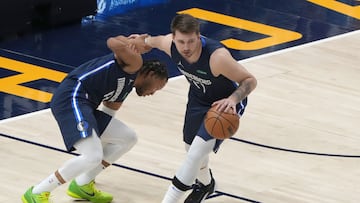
[32,173,62,194]
[161,184,185,203]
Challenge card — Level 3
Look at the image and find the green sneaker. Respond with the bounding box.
[21,186,50,203]
[67,180,113,203]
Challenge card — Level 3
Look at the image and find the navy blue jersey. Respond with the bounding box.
[50,53,137,151]
[171,36,239,105]
[66,53,137,107]
[171,36,248,149]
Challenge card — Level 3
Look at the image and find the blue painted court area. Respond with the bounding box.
[0,0,359,119]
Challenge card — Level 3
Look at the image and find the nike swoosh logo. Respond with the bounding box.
[80,188,95,197]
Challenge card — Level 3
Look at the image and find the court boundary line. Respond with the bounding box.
[230,137,360,158]
[2,105,359,160]
[0,132,261,203]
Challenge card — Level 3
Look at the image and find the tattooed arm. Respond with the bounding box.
[210,47,257,113]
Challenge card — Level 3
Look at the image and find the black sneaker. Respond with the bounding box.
[184,174,215,203]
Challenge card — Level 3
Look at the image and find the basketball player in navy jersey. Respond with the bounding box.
[21,35,168,203]
[132,14,257,202]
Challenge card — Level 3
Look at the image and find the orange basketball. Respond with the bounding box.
[204,106,240,139]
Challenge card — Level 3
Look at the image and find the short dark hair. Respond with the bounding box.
[139,60,168,81]
[170,14,200,35]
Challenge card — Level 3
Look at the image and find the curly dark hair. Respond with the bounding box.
[139,60,168,81]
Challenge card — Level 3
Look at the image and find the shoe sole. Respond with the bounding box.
[67,190,86,199]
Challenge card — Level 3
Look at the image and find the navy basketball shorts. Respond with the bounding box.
[50,78,112,151]
[183,97,247,152]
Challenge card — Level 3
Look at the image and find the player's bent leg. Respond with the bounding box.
[75,118,138,185]
[21,132,103,203]
[65,132,113,203]
[185,143,212,185]
[62,133,104,179]
[101,118,138,162]
[176,136,215,186]
[182,137,216,203]
[68,119,136,203]
[162,137,215,202]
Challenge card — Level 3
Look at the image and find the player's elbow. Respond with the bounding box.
[106,37,116,50]
[243,76,257,94]
[107,36,127,51]
[249,76,257,91]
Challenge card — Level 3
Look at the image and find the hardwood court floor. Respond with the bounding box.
[0,30,360,203]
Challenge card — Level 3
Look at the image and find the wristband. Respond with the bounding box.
[99,104,116,117]
[144,36,151,45]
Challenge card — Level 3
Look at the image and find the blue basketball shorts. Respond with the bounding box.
[50,78,112,151]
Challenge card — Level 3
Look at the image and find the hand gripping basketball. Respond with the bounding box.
[204,106,240,139]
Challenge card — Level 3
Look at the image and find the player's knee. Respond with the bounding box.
[115,128,137,153]
[128,134,138,149]
[84,150,103,166]
[116,127,137,150]
[103,118,138,147]
[125,128,138,147]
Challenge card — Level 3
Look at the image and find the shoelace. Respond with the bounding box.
[87,181,101,194]
[192,182,206,192]
[35,192,50,201]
